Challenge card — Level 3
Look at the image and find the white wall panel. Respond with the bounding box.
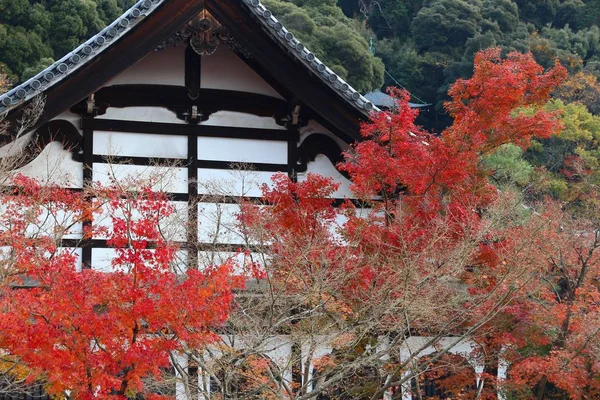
[298,154,353,198]
[91,248,188,273]
[202,111,285,130]
[97,107,186,124]
[197,169,277,197]
[201,47,282,99]
[299,120,349,149]
[198,137,287,164]
[106,47,185,86]
[93,164,188,193]
[93,200,188,242]
[94,131,187,159]
[0,132,33,159]
[198,251,264,274]
[198,202,245,245]
[13,142,83,188]
[91,248,118,272]
[67,248,83,272]
[0,247,81,272]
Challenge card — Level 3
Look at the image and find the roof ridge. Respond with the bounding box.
[0,0,377,115]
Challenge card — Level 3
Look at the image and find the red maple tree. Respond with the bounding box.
[236,48,577,400]
[0,175,242,399]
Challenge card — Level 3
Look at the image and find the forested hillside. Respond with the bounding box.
[0,0,137,82]
[1,0,600,208]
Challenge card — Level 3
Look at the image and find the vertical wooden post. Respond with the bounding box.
[187,133,199,270]
[81,122,94,269]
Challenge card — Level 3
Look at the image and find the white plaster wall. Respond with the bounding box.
[0,111,83,188]
[105,47,185,86]
[91,248,188,273]
[93,200,187,243]
[0,246,82,273]
[0,132,34,159]
[298,154,353,199]
[201,111,285,130]
[197,251,264,274]
[198,202,244,245]
[201,46,283,99]
[299,120,349,150]
[197,168,278,197]
[197,136,287,164]
[97,109,284,130]
[90,248,120,272]
[12,142,83,188]
[64,247,83,272]
[198,251,240,268]
[93,164,188,193]
[97,107,186,124]
[94,131,188,159]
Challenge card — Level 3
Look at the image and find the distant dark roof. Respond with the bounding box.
[364,90,431,110]
[0,0,376,116]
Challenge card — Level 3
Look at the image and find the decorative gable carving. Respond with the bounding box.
[156,9,250,58]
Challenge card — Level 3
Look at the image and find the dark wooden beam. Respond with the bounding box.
[185,46,202,100]
[82,118,297,141]
[82,122,94,269]
[187,132,199,269]
[71,85,288,122]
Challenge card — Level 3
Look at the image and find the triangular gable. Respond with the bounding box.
[0,0,376,142]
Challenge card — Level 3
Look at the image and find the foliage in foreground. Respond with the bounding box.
[208,49,597,399]
[0,176,242,399]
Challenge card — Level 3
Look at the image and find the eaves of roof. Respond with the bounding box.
[0,0,164,113]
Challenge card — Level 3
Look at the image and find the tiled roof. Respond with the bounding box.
[0,0,376,115]
[364,91,431,109]
[0,0,165,113]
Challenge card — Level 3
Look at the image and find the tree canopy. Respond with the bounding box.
[262,0,384,92]
[0,0,134,82]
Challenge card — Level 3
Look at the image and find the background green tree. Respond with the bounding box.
[262,0,384,92]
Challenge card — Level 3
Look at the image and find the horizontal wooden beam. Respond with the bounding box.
[92,154,288,172]
[74,85,288,119]
[83,118,297,141]
[1,186,366,207]
[60,238,265,253]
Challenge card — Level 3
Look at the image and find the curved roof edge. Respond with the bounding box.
[0,0,376,116]
[0,0,166,114]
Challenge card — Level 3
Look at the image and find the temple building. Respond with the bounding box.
[0,0,500,398]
